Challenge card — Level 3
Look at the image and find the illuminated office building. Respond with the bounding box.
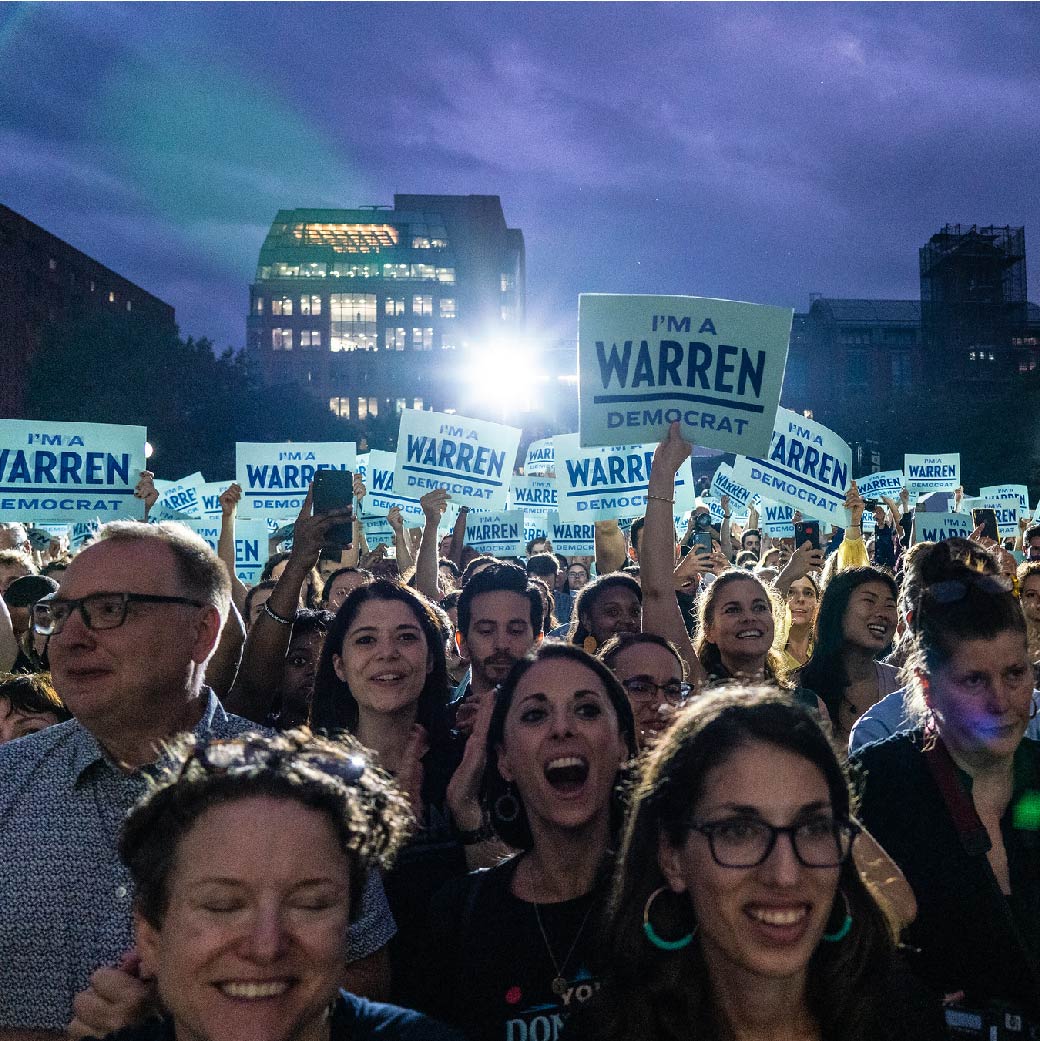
[246,195,525,421]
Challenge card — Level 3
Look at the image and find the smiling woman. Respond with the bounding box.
[417,644,637,1041]
[570,688,944,1041]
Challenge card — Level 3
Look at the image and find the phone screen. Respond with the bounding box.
[971,508,999,543]
[794,521,820,551]
[312,470,354,548]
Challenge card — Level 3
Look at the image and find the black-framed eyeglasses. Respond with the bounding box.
[32,592,205,636]
[621,677,690,706]
[689,816,859,868]
[184,735,367,788]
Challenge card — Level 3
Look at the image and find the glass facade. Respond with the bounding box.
[330,293,377,352]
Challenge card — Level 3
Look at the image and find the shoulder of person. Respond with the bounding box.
[429,856,519,919]
[334,990,467,1041]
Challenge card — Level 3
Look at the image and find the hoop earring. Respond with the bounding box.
[642,886,696,951]
[822,889,852,943]
[494,785,520,823]
[582,636,598,654]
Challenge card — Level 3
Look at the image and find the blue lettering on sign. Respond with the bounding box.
[565,451,654,494]
[403,435,506,484]
[0,449,132,489]
[245,462,349,491]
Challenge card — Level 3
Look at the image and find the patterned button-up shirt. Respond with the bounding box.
[0,690,259,1029]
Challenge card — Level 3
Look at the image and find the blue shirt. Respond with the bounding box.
[0,690,395,1029]
[849,686,1040,754]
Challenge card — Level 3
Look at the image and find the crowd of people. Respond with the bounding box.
[0,421,1038,1041]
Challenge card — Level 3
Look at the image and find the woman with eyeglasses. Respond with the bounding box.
[419,643,638,1041]
[101,728,462,1041]
[572,688,943,1041]
[853,563,1040,1024]
[598,632,687,748]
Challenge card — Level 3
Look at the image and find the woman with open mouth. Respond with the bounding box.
[418,643,638,1041]
[853,564,1040,1025]
[796,568,900,745]
[103,728,462,1041]
[571,687,944,1041]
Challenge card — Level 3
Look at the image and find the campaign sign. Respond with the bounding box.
[70,519,101,550]
[525,438,556,476]
[914,512,975,544]
[361,516,396,548]
[547,512,595,556]
[177,519,270,584]
[981,485,1029,514]
[554,434,696,523]
[524,514,549,546]
[976,495,1025,539]
[854,470,904,502]
[464,509,525,557]
[196,481,235,519]
[153,472,205,520]
[364,450,424,523]
[509,476,558,516]
[0,420,146,522]
[236,442,356,519]
[355,453,370,483]
[709,461,757,511]
[759,500,796,539]
[577,294,791,455]
[730,409,851,521]
[905,454,960,497]
[395,410,520,512]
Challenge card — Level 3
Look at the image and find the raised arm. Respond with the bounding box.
[217,483,248,615]
[594,520,627,574]
[415,489,450,601]
[224,486,352,722]
[387,506,413,576]
[641,422,703,688]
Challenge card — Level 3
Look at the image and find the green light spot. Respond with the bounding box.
[1012,791,1040,830]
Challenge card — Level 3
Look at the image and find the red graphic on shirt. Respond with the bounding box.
[505,986,522,1005]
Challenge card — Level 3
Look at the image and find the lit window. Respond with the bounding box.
[90,280,96,292]
[441,341,457,351]
[329,397,350,418]
[500,273,516,292]
[48,258,56,272]
[272,296,293,316]
[108,291,116,304]
[385,297,405,316]
[383,263,410,280]
[272,328,293,350]
[439,298,456,319]
[412,397,424,410]
[331,261,380,278]
[255,297,264,314]
[300,262,327,278]
[969,351,977,361]
[357,397,368,421]
[395,398,407,413]
[272,263,300,278]
[501,305,515,322]
[126,301,132,312]
[411,263,436,281]
[385,328,406,351]
[412,294,433,316]
[330,293,377,351]
[412,236,431,249]
[436,267,456,284]
[289,223,398,253]
[259,265,272,280]
[300,294,321,315]
[411,327,433,350]
[368,396,379,417]
[300,330,322,348]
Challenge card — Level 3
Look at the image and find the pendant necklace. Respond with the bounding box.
[532,900,595,997]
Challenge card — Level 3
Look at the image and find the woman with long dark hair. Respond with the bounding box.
[420,643,638,1041]
[797,567,900,744]
[573,688,943,1041]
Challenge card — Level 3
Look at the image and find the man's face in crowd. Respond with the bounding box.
[458,590,536,690]
[1026,536,1040,563]
[48,539,213,730]
[742,534,761,558]
[0,560,31,595]
[528,540,551,557]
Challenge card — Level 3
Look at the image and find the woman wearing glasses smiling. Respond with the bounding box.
[572,688,943,1041]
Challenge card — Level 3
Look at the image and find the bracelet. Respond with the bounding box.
[262,602,295,626]
[456,816,496,846]
[646,494,674,504]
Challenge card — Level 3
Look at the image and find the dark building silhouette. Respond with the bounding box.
[246,195,525,421]
[0,203,176,417]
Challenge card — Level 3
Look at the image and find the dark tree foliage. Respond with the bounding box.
[23,311,378,480]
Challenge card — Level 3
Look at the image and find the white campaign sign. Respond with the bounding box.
[153,472,205,519]
[464,509,526,557]
[709,461,757,511]
[554,434,696,523]
[524,438,556,476]
[759,499,795,539]
[196,481,235,519]
[236,442,356,519]
[975,495,1025,539]
[361,516,396,547]
[0,419,146,522]
[578,294,791,454]
[905,454,960,497]
[177,519,270,584]
[547,512,595,556]
[509,476,558,516]
[980,485,1029,514]
[364,449,460,530]
[914,512,974,544]
[523,514,549,546]
[395,410,520,511]
[730,409,851,521]
[854,470,905,502]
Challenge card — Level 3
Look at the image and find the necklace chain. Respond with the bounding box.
[532,900,594,995]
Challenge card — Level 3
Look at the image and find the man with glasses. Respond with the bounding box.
[0,522,255,1039]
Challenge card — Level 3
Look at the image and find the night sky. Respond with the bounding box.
[3,2,1038,353]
